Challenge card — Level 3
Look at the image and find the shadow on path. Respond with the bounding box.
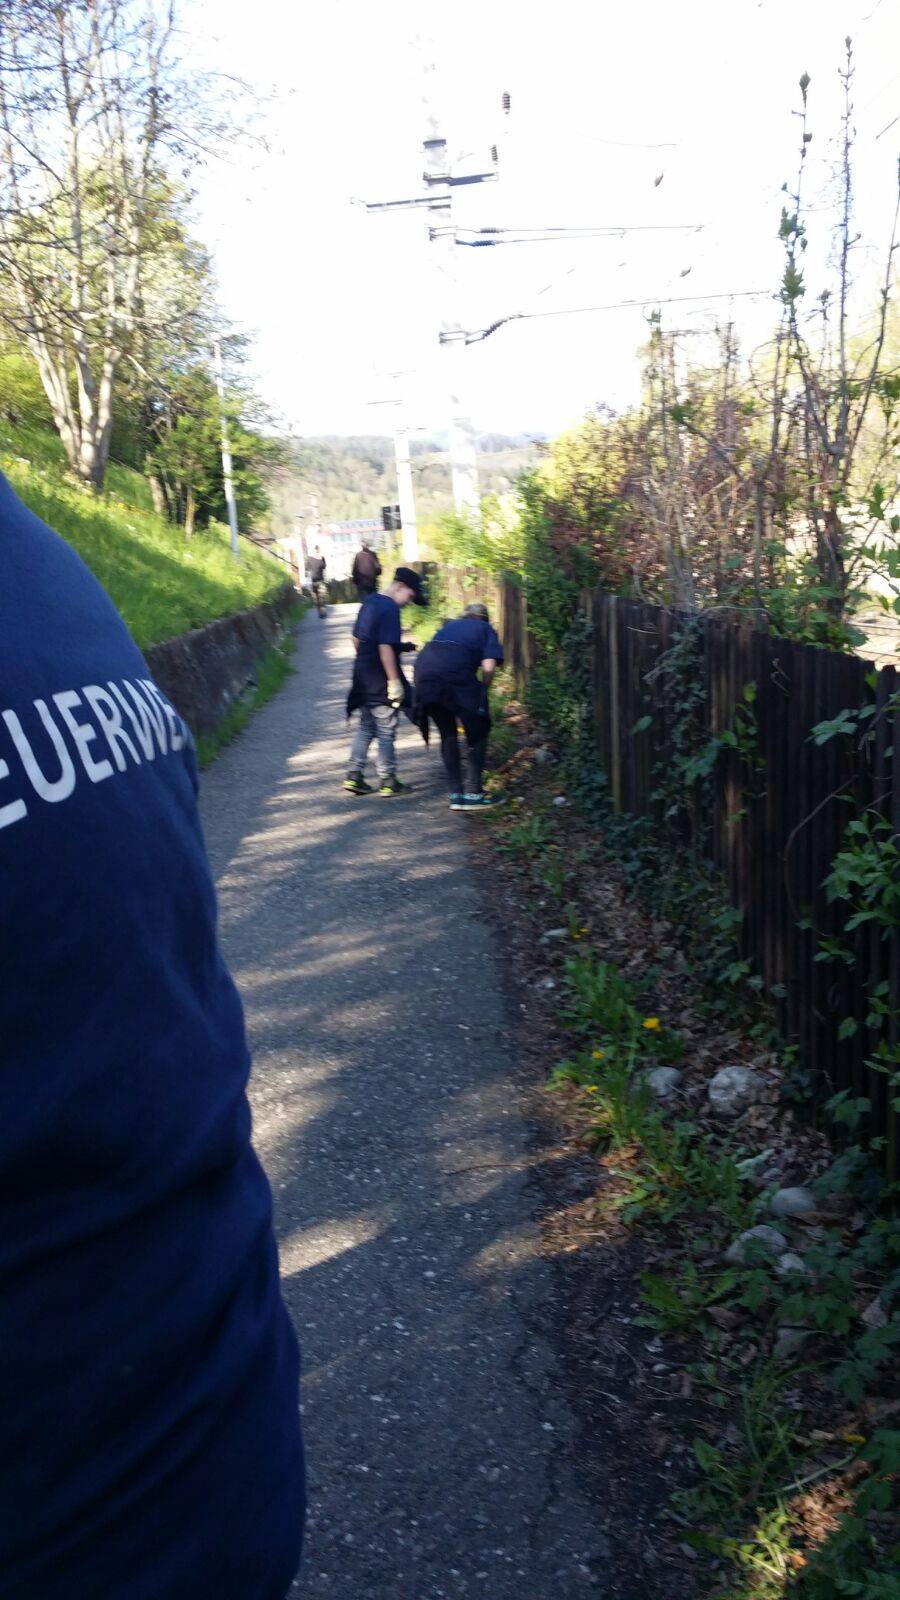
[200,607,613,1599]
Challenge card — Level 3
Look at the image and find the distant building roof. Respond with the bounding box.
[322,519,382,533]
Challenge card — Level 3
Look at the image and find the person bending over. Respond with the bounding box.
[413,601,504,810]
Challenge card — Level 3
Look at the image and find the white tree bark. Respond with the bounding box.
[0,0,176,489]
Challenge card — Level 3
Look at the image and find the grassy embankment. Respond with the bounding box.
[1,418,296,761]
[0,419,286,648]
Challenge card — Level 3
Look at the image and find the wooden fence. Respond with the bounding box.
[587,592,898,1170]
[336,560,897,1155]
[437,566,533,694]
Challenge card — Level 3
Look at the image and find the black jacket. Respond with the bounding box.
[351,549,381,592]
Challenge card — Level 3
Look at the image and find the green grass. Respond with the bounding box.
[0,419,286,648]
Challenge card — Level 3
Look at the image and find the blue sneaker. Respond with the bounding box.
[449,793,467,810]
[461,792,501,811]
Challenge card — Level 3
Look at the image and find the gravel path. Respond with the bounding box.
[199,606,610,1598]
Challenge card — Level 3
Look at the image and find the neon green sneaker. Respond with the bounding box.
[378,775,411,797]
[343,771,373,795]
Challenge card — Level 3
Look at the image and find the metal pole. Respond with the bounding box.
[422,83,480,519]
[393,424,420,562]
[213,338,240,559]
[445,345,479,518]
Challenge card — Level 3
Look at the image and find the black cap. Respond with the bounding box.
[394,566,428,606]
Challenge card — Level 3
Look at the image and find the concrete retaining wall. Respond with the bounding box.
[145,584,296,736]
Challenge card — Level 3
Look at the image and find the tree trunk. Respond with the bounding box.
[822,506,848,616]
[149,475,167,517]
[184,484,195,541]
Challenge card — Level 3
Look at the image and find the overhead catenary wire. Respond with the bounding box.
[446,289,772,345]
[464,223,705,235]
[566,130,678,150]
[446,222,706,246]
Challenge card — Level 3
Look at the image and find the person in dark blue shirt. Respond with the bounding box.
[344,565,425,797]
[0,470,304,1600]
[413,602,504,810]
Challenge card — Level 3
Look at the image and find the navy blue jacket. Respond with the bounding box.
[347,591,411,712]
[0,472,303,1599]
[413,616,504,734]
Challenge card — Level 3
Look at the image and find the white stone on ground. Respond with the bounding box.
[707,1065,764,1120]
[770,1186,818,1219]
[725,1224,787,1265]
[641,1066,683,1101]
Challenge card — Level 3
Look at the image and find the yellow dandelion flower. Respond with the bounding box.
[584,1085,599,1094]
[643,1017,661,1031]
[592,1049,604,1061]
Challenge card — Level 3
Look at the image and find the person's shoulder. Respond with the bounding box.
[461,616,487,643]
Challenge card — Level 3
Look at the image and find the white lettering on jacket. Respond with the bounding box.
[53,690,114,784]
[0,676,189,832]
[0,757,27,831]
[129,680,168,756]
[2,700,77,802]
[82,685,141,772]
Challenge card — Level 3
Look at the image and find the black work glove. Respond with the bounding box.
[399,640,417,653]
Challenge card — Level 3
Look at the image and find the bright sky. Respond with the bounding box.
[184,0,899,439]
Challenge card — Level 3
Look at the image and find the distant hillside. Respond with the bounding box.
[263,433,546,538]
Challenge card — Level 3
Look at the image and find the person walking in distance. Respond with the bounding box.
[0,468,304,1600]
[351,539,382,601]
[306,545,327,617]
[413,601,504,810]
[344,565,426,797]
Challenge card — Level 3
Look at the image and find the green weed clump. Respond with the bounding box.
[1,420,285,648]
[532,856,900,1597]
[570,999,899,1596]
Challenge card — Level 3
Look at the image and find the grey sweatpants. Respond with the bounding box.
[348,704,400,779]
